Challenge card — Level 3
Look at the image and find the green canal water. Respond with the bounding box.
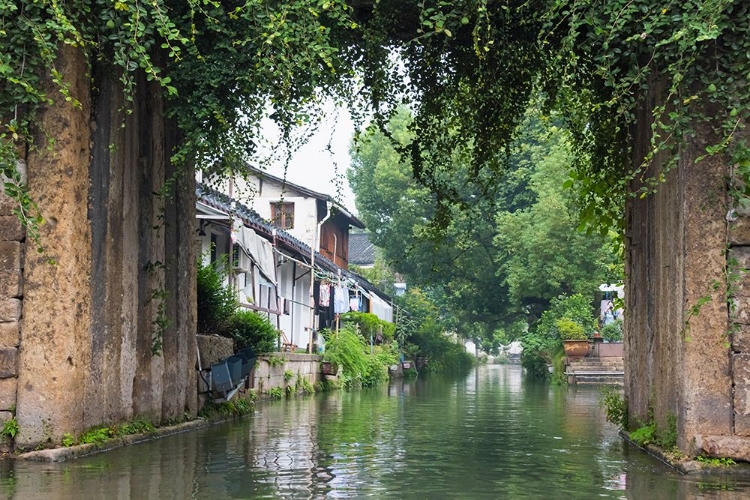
[3,364,750,499]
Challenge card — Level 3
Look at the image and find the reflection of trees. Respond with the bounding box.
[5,367,746,498]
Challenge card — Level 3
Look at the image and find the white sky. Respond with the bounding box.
[258,104,358,214]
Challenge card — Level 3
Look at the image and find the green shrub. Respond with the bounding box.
[197,258,237,334]
[1,417,18,439]
[225,309,278,354]
[340,312,396,343]
[601,321,623,342]
[522,294,597,377]
[556,318,586,340]
[322,327,369,381]
[267,387,284,400]
[599,387,628,428]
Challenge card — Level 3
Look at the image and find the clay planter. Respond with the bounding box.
[563,340,590,358]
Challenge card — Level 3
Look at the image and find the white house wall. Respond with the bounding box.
[276,259,314,350]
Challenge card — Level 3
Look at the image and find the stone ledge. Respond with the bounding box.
[265,353,323,362]
[620,430,750,475]
[17,418,211,462]
[698,435,750,464]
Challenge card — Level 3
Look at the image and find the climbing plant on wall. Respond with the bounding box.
[2,0,749,238]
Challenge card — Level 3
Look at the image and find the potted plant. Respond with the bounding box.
[556,318,590,358]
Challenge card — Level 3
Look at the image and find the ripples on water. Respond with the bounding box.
[3,365,750,499]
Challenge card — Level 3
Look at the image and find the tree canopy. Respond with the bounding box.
[349,106,620,346]
[3,1,749,234]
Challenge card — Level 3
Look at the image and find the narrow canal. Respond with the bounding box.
[3,365,750,499]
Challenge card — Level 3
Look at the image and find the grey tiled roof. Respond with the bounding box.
[196,183,390,302]
[348,233,376,266]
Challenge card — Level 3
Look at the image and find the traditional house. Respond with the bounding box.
[196,182,393,354]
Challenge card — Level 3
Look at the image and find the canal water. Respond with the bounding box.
[3,364,750,499]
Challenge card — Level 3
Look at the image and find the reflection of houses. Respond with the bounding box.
[196,180,393,352]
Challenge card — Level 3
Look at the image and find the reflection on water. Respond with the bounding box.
[3,365,750,499]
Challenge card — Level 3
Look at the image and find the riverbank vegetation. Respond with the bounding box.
[197,257,278,353]
[349,108,618,376]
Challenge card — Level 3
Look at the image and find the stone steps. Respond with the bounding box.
[566,356,624,385]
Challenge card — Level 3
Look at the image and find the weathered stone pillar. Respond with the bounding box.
[14,44,198,448]
[17,44,93,445]
[625,82,735,455]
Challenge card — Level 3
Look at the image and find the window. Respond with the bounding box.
[271,202,294,229]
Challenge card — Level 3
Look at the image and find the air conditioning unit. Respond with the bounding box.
[232,243,251,274]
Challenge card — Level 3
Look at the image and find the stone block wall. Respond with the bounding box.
[0,190,22,451]
[253,353,323,395]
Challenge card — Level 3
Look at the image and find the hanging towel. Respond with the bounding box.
[334,285,349,314]
[319,283,331,307]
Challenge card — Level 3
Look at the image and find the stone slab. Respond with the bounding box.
[18,419,210,462]
[700,435,750,462]
[0,216,23,242]
[0,241,20,270]
[0,377,17,411]
[196,335,234,368]
[0,322,19,347]
[730,219,750,247]
[0,268,22,298]
[0,347,18,378]
[0,192,15,217]
[0,298,21,322]
[734,354,750,435]
[732,324,750,353]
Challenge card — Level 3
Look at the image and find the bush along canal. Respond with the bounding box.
[2,365,750,498]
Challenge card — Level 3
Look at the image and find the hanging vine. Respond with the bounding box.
[1,0,749,239]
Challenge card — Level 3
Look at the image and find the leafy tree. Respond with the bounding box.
[350,107,618,351]
[197,258,237,335]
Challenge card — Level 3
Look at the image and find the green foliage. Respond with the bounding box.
[266,355,285,367]
[295,376,315,395]
[555,318,586,340]
[199,398,253,418]
[601,321,623,342]
[225,309,278,354]
[61,433,75,448]
[351,108,618,358]
[341,311,396,343]
[1,418,19,439]
[283,370,294,382]
[660,413,678,451]
[522,293,597,375]
[322,327,369,382]
[267,387,284,400]
[118,419,156,436]
[599,387,628,429]
[197,257,277,353]
[554,0,750,233]
[80,427,113,446]
[696,455,736,467]
[197,258,237,335]
[629,423,657,447]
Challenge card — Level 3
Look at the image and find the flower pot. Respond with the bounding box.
[563,340,590,358]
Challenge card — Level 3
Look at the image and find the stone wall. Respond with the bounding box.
[253,353,323,395]
[0,163,24,451]
[13,46,197,448]
[625,79,741,455]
